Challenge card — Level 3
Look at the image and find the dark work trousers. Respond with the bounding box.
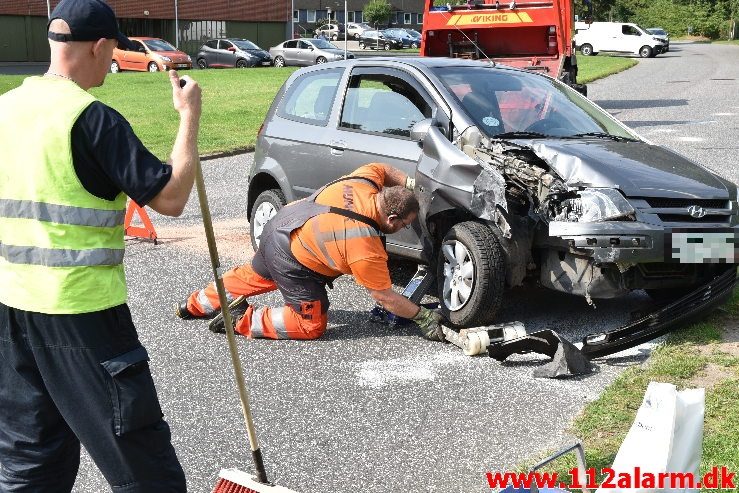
[0,302,186,493]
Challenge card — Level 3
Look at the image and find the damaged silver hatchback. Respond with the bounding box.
[248,57,738,333]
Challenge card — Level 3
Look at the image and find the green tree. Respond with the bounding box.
[363,0,392,28]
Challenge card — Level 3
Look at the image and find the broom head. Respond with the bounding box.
[212,468,299,493]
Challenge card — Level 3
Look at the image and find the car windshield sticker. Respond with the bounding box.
[482,116,500,127]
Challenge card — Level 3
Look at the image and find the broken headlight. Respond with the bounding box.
[551,188,635,222]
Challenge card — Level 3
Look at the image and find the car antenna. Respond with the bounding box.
[433,6,495,66]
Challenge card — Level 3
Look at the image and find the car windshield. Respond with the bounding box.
[308,39,338,49]
[232,39,260,50]
[648,28,667,35]
[406,29,421,37]
[143,39,176,51]
[433,66,638,140]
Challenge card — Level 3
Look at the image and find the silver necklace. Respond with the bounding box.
[44,72,77,84]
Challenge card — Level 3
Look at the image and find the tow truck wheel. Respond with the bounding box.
[249,189,286,250]
[639,45,653,58]
[580,44,594,56]
[436,222,505,327]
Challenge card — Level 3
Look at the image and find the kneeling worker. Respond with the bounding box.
[176,163,444,341]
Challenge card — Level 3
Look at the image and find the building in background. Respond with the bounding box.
[0,0,290,62]
[292,0,424,38]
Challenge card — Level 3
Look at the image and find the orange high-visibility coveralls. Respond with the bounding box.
[186,164,394,339]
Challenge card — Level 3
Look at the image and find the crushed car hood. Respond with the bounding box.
[528,140,731,199]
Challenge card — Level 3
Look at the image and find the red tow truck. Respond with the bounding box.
[420,0,587,94]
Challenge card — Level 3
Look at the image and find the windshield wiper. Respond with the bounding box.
[566,132,636,142]
[493,131,549,139]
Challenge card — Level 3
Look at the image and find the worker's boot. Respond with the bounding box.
[208,296,249,334]
[174,301,199,320]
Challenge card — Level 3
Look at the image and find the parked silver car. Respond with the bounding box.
[346,22,372,40]
[248,58,738,343]
[269,38,355,67]
[314,23,346,41]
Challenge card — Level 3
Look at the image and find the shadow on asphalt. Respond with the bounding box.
[594,98,689,110]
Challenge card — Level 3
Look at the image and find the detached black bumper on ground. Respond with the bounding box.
[581,266,737,358]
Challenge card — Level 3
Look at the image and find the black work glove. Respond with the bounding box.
[412,306,445,342]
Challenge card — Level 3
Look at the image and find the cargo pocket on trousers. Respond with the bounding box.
[101,346,163,436]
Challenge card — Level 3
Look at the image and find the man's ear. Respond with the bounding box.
[91,38,109,57]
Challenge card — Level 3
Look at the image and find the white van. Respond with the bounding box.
[574,22,666,58]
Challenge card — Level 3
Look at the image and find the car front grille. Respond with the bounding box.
[635,197,733,224]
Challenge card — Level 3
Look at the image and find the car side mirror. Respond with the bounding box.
[410,118,436,144]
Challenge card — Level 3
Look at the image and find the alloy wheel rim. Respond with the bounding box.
[441,240,475,311]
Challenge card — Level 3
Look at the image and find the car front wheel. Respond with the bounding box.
[147,62,159,72]
[250,189,286,251]
[359,41,365,49]
[639,45,653,58]
[436,222,505,327]
[354,33,360,40]
[236,59,247,68]
[110,60,120,73]
[384,43,391,51]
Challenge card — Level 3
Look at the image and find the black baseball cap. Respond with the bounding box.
[48,0,134,50]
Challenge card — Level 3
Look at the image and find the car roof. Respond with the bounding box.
[129,37,161,41]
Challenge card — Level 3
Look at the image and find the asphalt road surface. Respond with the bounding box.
[70,42,738,492]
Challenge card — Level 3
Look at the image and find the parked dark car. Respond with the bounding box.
[646,28,670,51]
[358,30,404,50]
[196,38,272,68]
[269,38,354,67]
[402,28,422,48]
[384,28,414,47]
[248,58,738,331]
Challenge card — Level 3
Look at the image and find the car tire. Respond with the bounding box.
[359,41,365,49]
[250,189,286,251]
[316,56,327,64]
[384,43,391,51]
[197,58,207,69]
[236,59,247,68]
[411,42,418,49]
[147,62,159,72]
[110,60,120,73]
[580,44,594,56]
[274,56,285,67]
[639,45,653,58]
[436,221,505,328]
[354,33,360,40]
[331,34,338,41]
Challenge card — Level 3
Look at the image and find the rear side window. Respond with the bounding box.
[277,68,343,126]
[284,40,298,48]
[205,40,218,49]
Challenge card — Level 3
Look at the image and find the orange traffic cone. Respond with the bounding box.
[124,201,158,244]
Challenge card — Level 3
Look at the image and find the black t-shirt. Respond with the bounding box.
[71,102,171,205]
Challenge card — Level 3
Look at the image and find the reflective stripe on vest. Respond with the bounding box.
[0,243,124,267]
[0,199,126,228]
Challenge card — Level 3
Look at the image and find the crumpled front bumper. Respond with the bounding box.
[549,220,739,264]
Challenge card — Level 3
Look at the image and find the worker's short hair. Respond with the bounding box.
[380,186,419,218]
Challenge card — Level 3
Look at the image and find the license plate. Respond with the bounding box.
[177,64,189,68]
[262,61,271,66]
[668,229,738,263]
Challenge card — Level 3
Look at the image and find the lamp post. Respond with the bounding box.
[174,0,179,49]
[46,0,51,19]
[344,0,347,58]
[291,0,295,39]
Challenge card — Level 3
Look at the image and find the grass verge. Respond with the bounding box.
[533,289,739,490]
[576,55,638,84]
[0,55,635,159]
